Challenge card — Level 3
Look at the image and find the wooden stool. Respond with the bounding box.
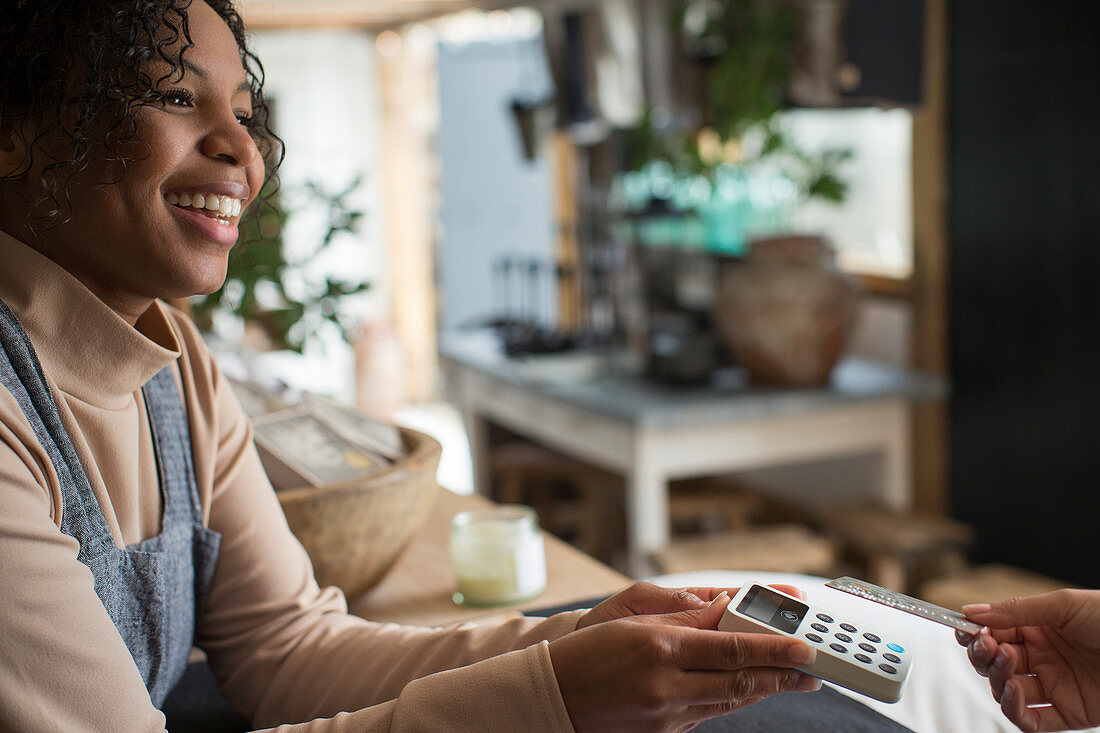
[920,564,1072,613]
[817,504,974,592]
[653,525,836,577]
[668,477,763,535]
[490,441,623,564]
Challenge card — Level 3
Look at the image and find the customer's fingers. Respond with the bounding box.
[995,673,1046,708]
[956,628,979,646]
[670,627,816,671]
[1000,679,1070,733]
[986,625,1028,645]
[968,628,1031,677]
[968,630,999,675]
[987,643,1028,701]
[965,591,1079,631]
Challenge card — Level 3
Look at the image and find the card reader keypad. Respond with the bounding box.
[802,615,905,674]
[719,584,912,704]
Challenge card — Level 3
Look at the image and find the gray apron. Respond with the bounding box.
[0,298,221,708]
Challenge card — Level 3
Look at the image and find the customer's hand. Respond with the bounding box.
[577,582,806,630]
[958,589,1100,732]
[551,594,822,732]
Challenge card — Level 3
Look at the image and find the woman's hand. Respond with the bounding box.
[577,582,806,630]
[958,589,1100,732]
[552,594,821,732]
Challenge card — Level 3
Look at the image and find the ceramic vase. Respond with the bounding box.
[715,235,859,387]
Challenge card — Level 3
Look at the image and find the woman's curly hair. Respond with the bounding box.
[0,0,281,228]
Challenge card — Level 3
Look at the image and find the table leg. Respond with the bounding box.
[880,402,913,511]
[450,367,493,497]
[465,413,492,497]
[625,434,669,578]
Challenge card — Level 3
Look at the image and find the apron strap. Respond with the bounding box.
[142,367,205,524]
[0,299,116,559]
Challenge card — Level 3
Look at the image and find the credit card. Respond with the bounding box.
[826,576,983,635]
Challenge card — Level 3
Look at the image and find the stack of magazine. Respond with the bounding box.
[229,377,405,491]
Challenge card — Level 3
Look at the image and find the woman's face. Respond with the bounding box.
[0,1,264,322]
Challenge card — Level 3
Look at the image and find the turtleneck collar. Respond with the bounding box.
[0,229,180,409]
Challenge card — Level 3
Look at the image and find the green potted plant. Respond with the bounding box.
[617,0,861,386]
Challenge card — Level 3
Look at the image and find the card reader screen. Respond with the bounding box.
[737,585,808,634]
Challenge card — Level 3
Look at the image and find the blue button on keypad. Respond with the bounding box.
[887,642,905,653]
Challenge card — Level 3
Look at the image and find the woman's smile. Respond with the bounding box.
[164,183,249,247]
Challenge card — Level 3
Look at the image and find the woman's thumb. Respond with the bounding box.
[658,591,731,630]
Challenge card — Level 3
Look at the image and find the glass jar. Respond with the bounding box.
[449,505,547,607]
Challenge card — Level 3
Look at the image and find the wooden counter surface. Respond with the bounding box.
[350,488,631,626]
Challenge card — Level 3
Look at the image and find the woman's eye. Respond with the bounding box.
[161,89,196,107]
[235,111,254,125]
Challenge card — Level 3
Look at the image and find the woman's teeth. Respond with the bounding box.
[164,191,243,219]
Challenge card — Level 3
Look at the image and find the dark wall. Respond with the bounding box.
[949,1,1100,586]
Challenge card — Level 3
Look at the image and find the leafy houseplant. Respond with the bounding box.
[191,177,371,353]
[615,1,861,386]
[628,0,852,206]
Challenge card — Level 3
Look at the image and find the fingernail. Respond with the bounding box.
[1002,680,1015,705]
[797,674,822,692]
[789,643,816,665]
[993,647,1011,669]
[963,603,992,615]
[969,636,988,658]
[710,591,730,607]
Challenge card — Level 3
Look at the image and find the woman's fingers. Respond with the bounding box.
[674,672,821,730]
[684,667,818,705]
[668,673,819,732]
[680,587,729,603]
[768,584,808,601]
[576,582,713,629]
[678,698,767,729]
[670,627,816,671]
[678,584,806,604]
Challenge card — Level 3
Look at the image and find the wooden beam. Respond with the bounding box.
[376,30,439,403]
[910,0,949,514]
[553,134,583,330]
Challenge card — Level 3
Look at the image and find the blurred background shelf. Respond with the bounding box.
[442,328,946,576]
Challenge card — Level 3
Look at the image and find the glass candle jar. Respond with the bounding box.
[449,505,547,607]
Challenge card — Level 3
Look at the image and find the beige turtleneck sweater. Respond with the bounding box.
[0,230,581,732]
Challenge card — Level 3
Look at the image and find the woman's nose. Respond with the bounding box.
[201,113,260,168]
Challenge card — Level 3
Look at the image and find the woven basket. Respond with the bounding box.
[276,426,442,600]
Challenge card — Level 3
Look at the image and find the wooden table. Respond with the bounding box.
[351,488,630,626]
[440,329,946,576]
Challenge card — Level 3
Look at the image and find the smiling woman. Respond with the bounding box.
[0,0,271,321]
[0,2,827,732]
